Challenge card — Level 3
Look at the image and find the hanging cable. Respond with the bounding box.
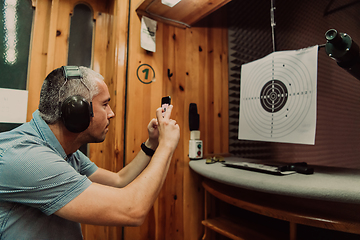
[270,0,276,52]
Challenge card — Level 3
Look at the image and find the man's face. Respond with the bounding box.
[84,79,114,143]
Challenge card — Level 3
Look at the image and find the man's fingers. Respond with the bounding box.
[150,118,158,128]
[156,107,163,120]
[164,105,173,118]
[148,120,158,133]
[156,105,173,120]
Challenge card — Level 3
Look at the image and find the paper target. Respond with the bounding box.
[238,46,318,145]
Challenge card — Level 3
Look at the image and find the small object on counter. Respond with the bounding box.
[206,156,225,164]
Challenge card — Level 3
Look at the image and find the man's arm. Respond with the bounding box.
[88,119,159,188]
[55,106,180,226]
[88,140,153,188]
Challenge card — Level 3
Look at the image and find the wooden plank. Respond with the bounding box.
[204,15,215,155]
[107,0,128,176]
[203,218,245,240]
[212,24,222,154]
[210,8,228,154]
[45,0,59,74]
[52,0,71,69]
[27,0,52,121]
[219,12,229,154]
[183,23,207,240]
[202,217,287,240]
[136,0,232,27]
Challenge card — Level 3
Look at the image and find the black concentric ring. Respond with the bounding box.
[260,80,288,113]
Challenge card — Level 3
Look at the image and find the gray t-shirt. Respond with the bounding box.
[0,110,98,239]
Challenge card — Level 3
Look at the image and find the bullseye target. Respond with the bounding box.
[238,46,318,145]
[260,80,288,113]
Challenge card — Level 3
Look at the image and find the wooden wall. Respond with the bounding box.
[26,0,229,239]
[123,0,229,239]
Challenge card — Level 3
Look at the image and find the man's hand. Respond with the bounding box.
[156,105,180,152]
[146,118,159,150]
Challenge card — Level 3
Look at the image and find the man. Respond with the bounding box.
[0,66,180,239]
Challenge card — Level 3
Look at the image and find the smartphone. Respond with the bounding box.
[161,96,171,117]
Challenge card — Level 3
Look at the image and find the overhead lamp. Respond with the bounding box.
[161,0,181,8]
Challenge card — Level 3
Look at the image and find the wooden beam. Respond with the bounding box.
[136,0,232,28]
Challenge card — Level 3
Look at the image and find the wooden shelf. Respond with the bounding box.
[135,0,231,28]
[202,179,360,235]
[201,178,360,240]
[202,216,288,240]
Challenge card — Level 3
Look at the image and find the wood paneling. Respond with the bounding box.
[124,0,229,239]
[27,0,52,121]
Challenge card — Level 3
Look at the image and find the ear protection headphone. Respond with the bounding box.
[59,66,94,133]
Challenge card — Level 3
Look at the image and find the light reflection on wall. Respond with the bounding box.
[2,0,18,65]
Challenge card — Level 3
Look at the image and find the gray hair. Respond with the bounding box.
[38,66,104,124]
